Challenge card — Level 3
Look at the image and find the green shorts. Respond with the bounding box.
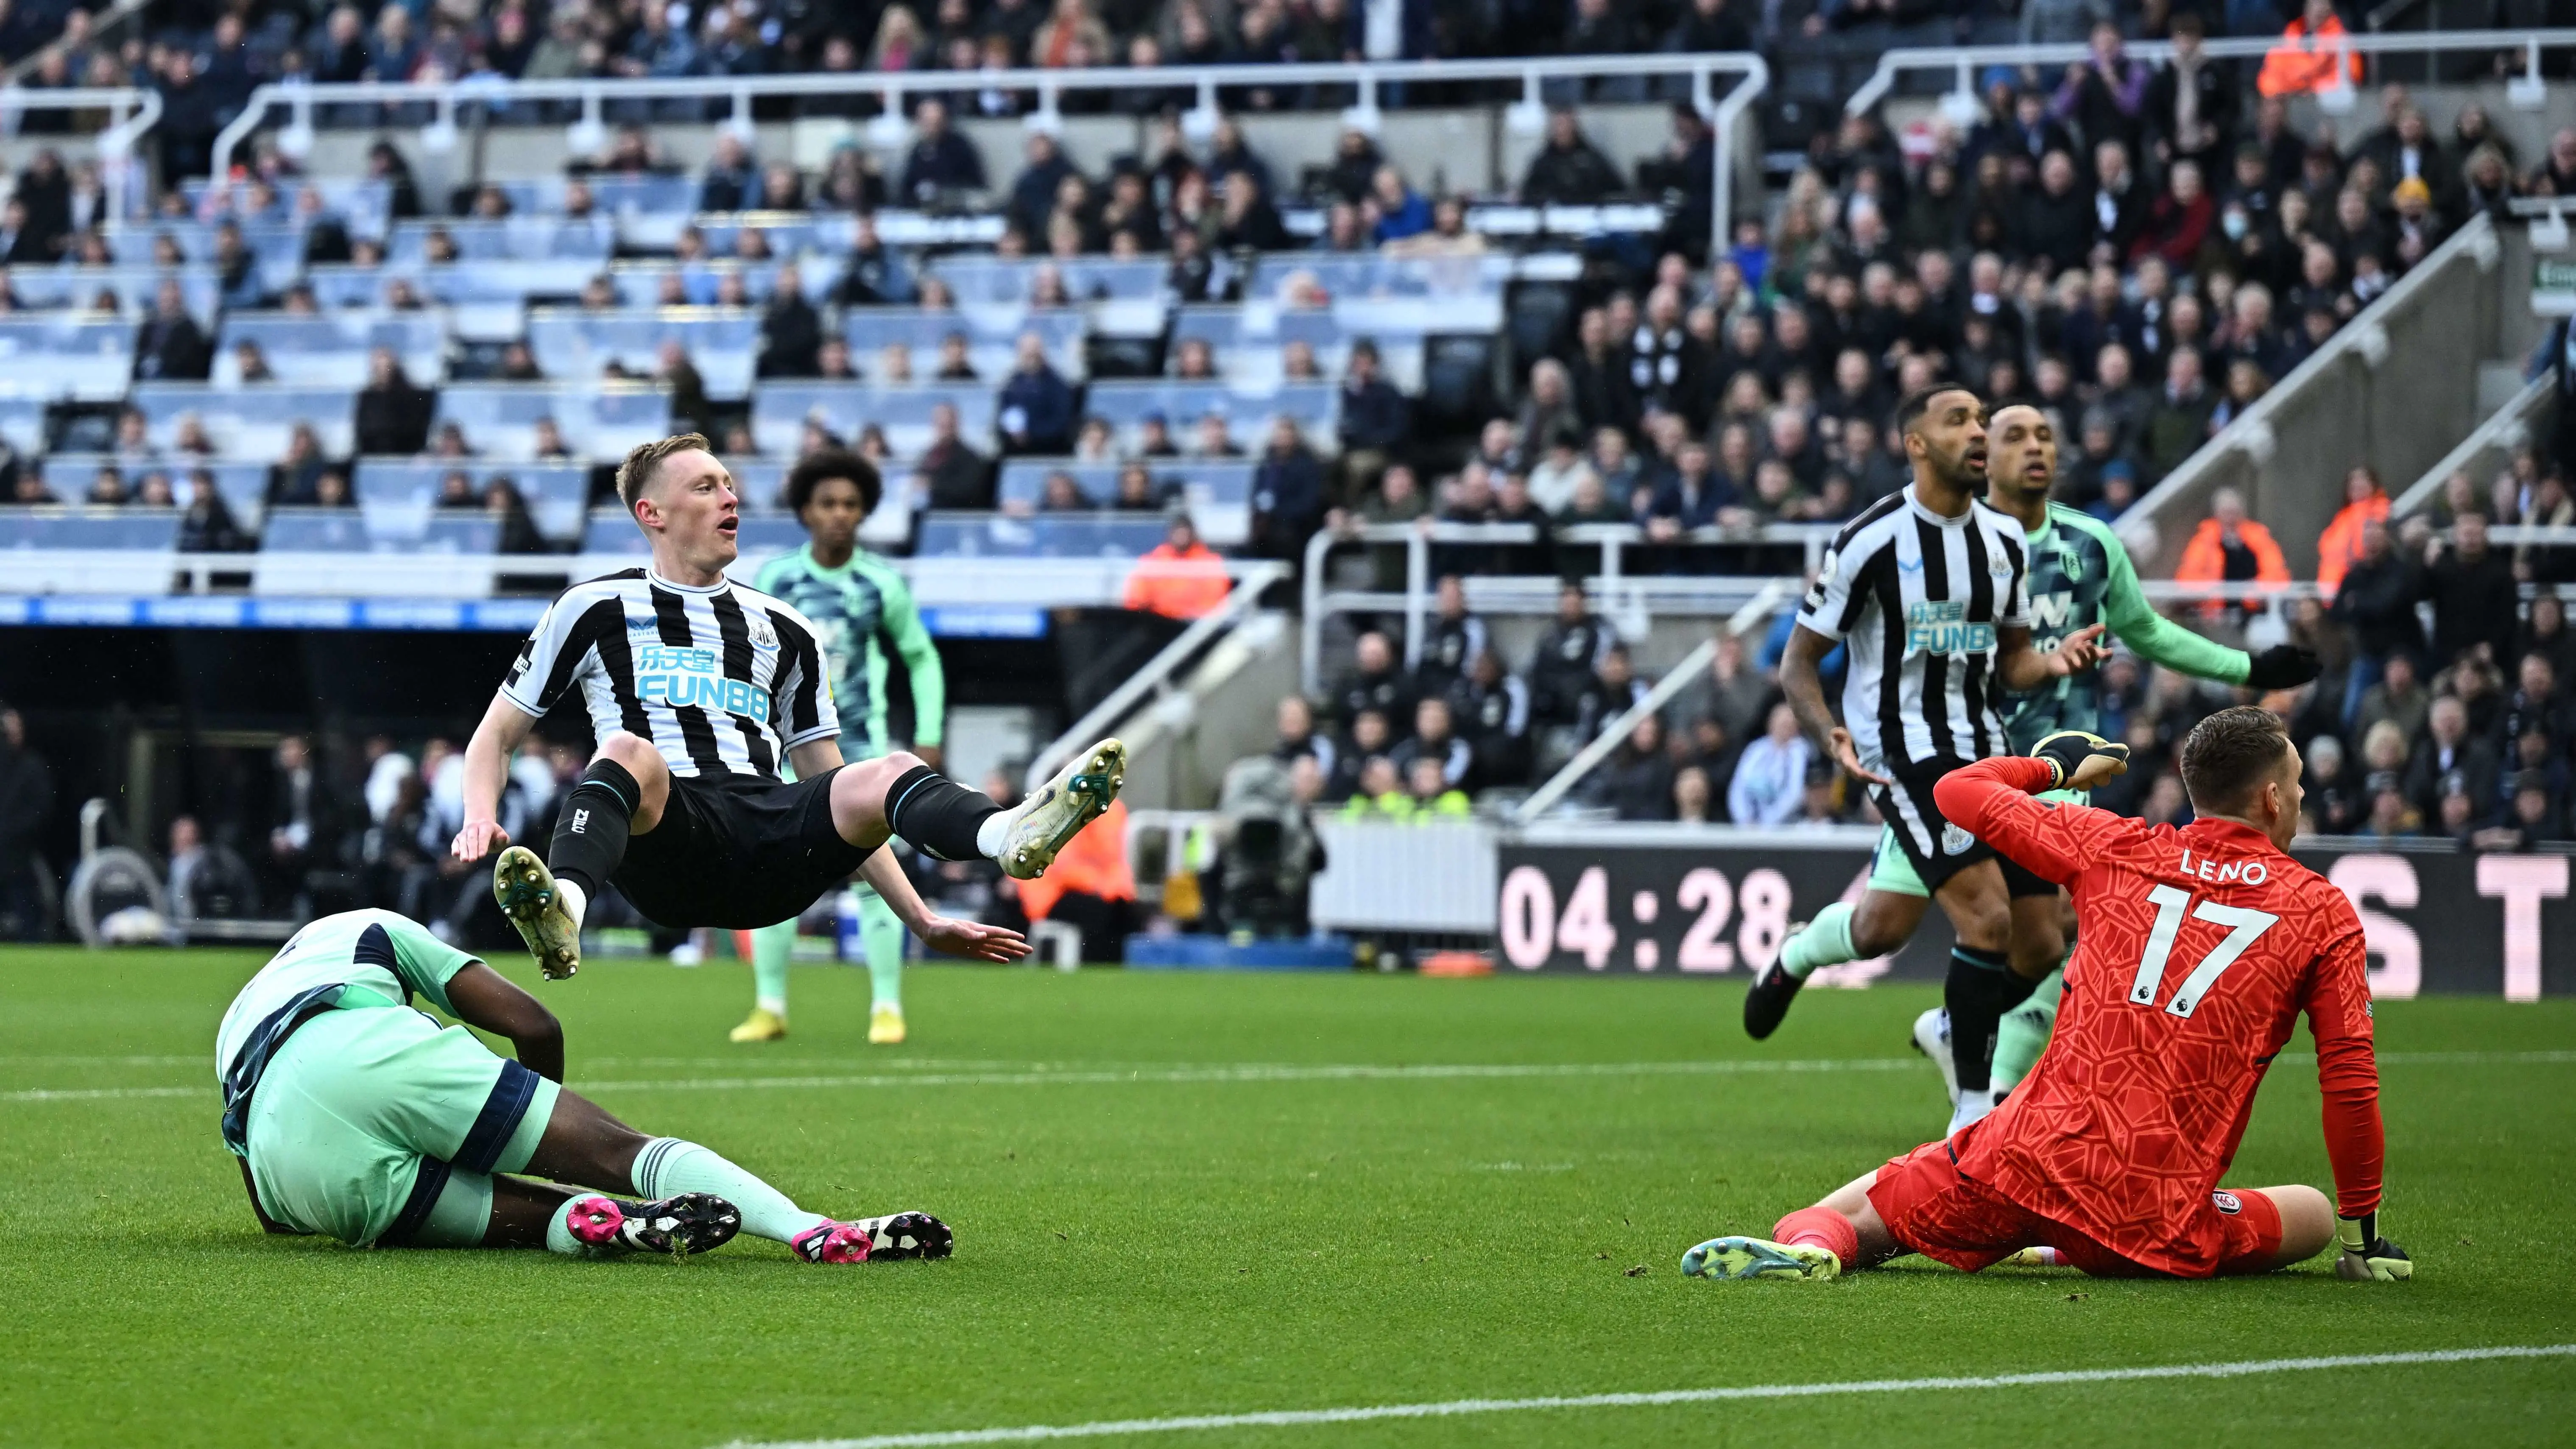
[243,1004,559,1248]
[1866,788,2089,899]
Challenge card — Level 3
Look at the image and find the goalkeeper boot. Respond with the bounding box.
[1741,928,1810,1041]
[1912,1006,1959,1108]
[868,1003,907,1045]
[996,738,1127,881]
[1681,1236,1840,1283]
[728,1007,786,1043]
[564,1193,742,1257]
[851,1211,953,1261]
[493,846,581,980]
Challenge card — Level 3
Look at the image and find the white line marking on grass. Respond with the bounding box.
[719,1344,2576,1449]
[9,1048,2573,1104]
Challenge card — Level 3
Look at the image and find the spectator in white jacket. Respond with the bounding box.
[1727,702,1814,826]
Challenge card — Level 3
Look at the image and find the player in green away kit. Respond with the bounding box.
[220,908,950,1262]
[1909,403,2319,1112]
[735,449,944,1045]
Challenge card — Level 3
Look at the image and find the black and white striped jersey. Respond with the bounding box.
[1794,487,2031,774]
[500,567,839,781]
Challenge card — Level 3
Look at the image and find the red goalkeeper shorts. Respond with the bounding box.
[1864,1138,2284,1279]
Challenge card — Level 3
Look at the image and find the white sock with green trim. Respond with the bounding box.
[1778,901,1857,980]
[632,1137,828,1245]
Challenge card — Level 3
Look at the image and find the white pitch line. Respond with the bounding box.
[720,1344,2576,1449]
[6,1048,2573,1105]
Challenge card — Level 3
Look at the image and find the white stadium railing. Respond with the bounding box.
[1299,519,1831,694]
[0,86,162,219]
[1845,28,2576,120]
[1023,558,1290,793]
[208,53,1768,240]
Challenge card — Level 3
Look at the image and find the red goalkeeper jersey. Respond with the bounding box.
[1932,757,2384,1277]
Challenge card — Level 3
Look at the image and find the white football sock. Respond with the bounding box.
[556,876,588,931]
[632,1137,828,1244]
[973,803,1018,860]
[544,1194,601,1256]
[755,995,787,1017]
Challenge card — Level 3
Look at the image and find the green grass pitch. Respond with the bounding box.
[2,948,2572,1447]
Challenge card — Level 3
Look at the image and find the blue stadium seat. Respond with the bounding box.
[994,458,1255,507]
[486,175,700,224]
[1246,252,1509,300]
[606,260,841,309]
[0,397,46,454]
[524,308,762,400]
[215,312,451,387]
[928,256,1199,304]
[0,316,138,401]
[1171,304,1352,387]
[750,381,994,457]
[129,383,359,457]
[103,224,307,293]
[388,218,616,264]
[0,507,182,549]
[264,507,500,553]
[1082,380,1339,453]
[913,513,1167,558]
[8,268,223,328]
[843,306,1086,382]
[353,460,592,541]
[43,456,274,524]
[433,385,673,459]
[179,179,395,240]
[688,215,826,260]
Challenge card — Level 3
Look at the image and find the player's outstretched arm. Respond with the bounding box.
[856,850,1032,963]
[444,959,566,1083]
[2093,531,2321,689]
[452,692,539,861]
[1930,755,2127,884]
[1993,623,2106,691]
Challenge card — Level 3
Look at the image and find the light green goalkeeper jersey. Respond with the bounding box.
[2003,504,2252,753]
[754,542,945,761]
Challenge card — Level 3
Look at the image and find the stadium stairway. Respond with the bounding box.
[2121,212,2551,575]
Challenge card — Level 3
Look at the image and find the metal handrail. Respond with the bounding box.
[1846,28,2576,117]
[2392,376,2551,516]
[210,53,1767,238]
[0,0,151,88]
[1023,557,1288,792]
[0,85,162,165]
[1298,518,1836,690]
[2113,212,2501,564]
[1513,580,1786,823]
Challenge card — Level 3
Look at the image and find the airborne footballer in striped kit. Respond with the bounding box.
[1741,387,2108,1135]
[449,434,1128,986]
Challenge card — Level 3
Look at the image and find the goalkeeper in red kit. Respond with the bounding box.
[1683,707,2413,1284]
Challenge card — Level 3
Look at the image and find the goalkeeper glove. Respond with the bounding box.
[2333,1212,2413,1282]
[2244,644,2323,691]
[2031,730,2130,792]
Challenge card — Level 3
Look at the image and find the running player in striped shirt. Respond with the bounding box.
[1744,387,2106,1133]
[732,448,945,1046]
[1906,404,2320,1115]
[450,435,1125,981]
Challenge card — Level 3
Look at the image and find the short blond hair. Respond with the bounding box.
[617,432,712,514]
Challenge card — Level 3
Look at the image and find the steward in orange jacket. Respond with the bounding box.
[2314,468,2389,597]
[1122,516,1233,619]
[2258,0,2362,97]
[2174,488,2292,619]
